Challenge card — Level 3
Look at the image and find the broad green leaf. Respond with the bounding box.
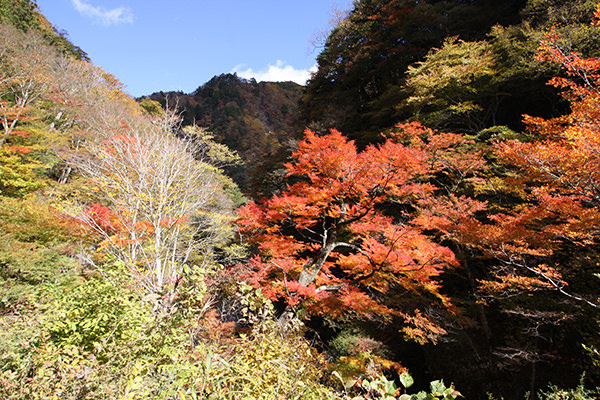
[400,372,414,388]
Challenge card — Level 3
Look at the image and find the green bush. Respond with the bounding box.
[540,381,599,400]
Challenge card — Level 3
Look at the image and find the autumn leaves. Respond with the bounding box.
[236,123,475,339]
[235,10,600,341]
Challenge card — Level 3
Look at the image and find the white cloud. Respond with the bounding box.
[71,0,134,26]
[232,60,317,85]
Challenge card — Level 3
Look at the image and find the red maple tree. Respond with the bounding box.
[236,125,483,341]
[458,8,600,307]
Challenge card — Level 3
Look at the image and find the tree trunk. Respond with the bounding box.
[277,227,338,328]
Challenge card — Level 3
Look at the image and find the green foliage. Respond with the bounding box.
[331,330,390,359]
[183,125,242,168]
[200,325,334,399]
[404,38,497,132]
[303,0,600,143]
[522,0,600,56]
[0,194,86,398]
[328,329,403,382]
[584,345,600,370]
[1,233,337,400]
[44,274,150,353]
[397,374,461,400]
[0,0,86,59]
[0,123,59,196]
[138,97,164,116]
[360,374,400,399]
[1,266,190,399]
[0,150,44,195]
[401,20,574,135]
[400,372,414,389]
[0,0,39,31]
[540,380,599,400]
[334,371,461,400]
[405,380,461,400]
[302,0,527,144]
[0,195,80,315]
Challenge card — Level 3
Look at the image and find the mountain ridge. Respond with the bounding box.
[146,73,304,194]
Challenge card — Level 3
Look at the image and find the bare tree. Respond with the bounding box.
[74,113,234,311]
[0,23,56,147]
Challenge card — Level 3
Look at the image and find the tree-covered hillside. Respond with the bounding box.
[0,1,337,398]
[3,0,600,399]
[147,74,304,195]
[301,0,600,145]
[289,0,600,397]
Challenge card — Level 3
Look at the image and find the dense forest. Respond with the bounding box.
[146,76,304,195]
[2,0,600,399]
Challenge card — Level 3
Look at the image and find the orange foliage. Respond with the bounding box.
[497,7,600,243]
[0,99,36,151]
[467,6,600,306]
[236,125,481,341]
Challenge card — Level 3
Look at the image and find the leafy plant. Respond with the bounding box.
[540,380,599,400]
[404,379,462,400]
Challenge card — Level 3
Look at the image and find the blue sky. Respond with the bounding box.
[36,0,351,97]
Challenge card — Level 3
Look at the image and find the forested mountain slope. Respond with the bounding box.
[3,0,600,399]
[288,0,600,398]
[301,0,600,145]
[147,74,303,194]
[0,1,333,398]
